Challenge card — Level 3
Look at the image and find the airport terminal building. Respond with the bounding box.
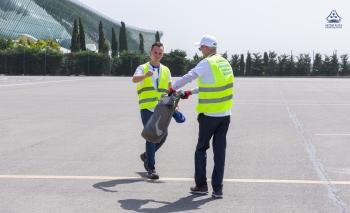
[0,0,163,52]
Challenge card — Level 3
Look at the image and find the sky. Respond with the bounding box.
[77,0,350,59]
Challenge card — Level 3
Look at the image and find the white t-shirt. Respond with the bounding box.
[135,62,172,112]
[172,56,231,117]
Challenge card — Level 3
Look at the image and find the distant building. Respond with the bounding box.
[17,34,38,42]
[0,0,163,52]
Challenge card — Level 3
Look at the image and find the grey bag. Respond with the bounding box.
[141,90,183,143]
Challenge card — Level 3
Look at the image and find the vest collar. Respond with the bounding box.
[148,62,160,70]
[206,53,217,58]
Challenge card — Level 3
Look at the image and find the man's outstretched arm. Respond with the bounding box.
[132,71,153,83]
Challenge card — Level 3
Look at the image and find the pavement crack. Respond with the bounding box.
[277,82,348,213]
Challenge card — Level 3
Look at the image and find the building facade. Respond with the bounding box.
[0,0,163,52]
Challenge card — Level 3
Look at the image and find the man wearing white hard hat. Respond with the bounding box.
[169,35,234,198]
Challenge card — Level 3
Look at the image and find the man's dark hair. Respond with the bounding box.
[151,42,163,50]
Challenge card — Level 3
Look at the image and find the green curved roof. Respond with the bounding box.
[0,0,163,51]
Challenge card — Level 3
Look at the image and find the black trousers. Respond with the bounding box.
[195,113,230,191]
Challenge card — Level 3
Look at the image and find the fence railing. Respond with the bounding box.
[0,50,148,76]
[0,50,349,77]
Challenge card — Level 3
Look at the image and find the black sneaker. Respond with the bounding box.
[212,190,223,198]
[147,168,159,179]
[190,185,208,194]
[140,152,148,171]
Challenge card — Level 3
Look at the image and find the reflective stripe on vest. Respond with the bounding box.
[198,94,233,104]
[196,54,234,113]
[198,83,234,92]
[136,63,170,109]
[139,97,158,104]
[137,86,155,95]
[157,88,168,93]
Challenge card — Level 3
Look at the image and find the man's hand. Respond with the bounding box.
[144,71,153,78]
[132,72,152,83]
[181,90,192,99]
[168,88,176,96]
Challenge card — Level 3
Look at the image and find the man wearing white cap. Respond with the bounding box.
[169,35,234,198]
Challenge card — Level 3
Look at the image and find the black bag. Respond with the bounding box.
[141,91,183,143]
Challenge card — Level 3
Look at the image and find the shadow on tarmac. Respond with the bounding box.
[118,194,215,213]
[93,172,216,212]
[92,172,164,192]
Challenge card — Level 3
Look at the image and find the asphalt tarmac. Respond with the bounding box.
[0,76,350,213]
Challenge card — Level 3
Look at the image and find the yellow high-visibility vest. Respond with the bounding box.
[136,63,170,109]
[196,54,234,113]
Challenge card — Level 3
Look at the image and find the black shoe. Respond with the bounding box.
[140,152,148,171]
[147,168,159,179]
[212,190,223,198]
[190,185,208,194]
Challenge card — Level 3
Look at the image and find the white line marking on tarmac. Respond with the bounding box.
[316,134,350,136]
[0,79,82,87]
[1,175,350,185]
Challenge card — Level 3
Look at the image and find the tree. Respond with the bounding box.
[313,53,322,75]
[162,49,187,76]
[339,54,349,76]
[18,38,32,47]
[263,52,268,76]
[239,54,245,76]
[246,51,252,76]
[119,21,128,52]
[193,53,201,61]
[111,27,118,57]
[331,53,339,76]
[321,55,333,75]
[251,53,263,76]
[221,51,228,60]
[68,51,110,76]
[139,33,144,54]
[268,51,277,76]
[98,21,106,53]
[101,40,110,55]
[155,31,160,42]
[186,53,203,71]
[79,17,86,51]
[98,21,109,54]
[0,36,8,49]
[289,53,295,76]
[230,54,240,76]
[0,37,64,76]
[7,38,14,49]
[277,54,289,76]
[295,54,311,76]
[304,54,311,75]
[112,51,148,76]
[76,28,80,51]
[70,19,80,52]
[46,38,60,50]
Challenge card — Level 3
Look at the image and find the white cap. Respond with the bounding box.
[194,35,217,48]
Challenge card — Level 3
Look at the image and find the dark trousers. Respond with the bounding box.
[140,109,167,169]
[195,113,230,191]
